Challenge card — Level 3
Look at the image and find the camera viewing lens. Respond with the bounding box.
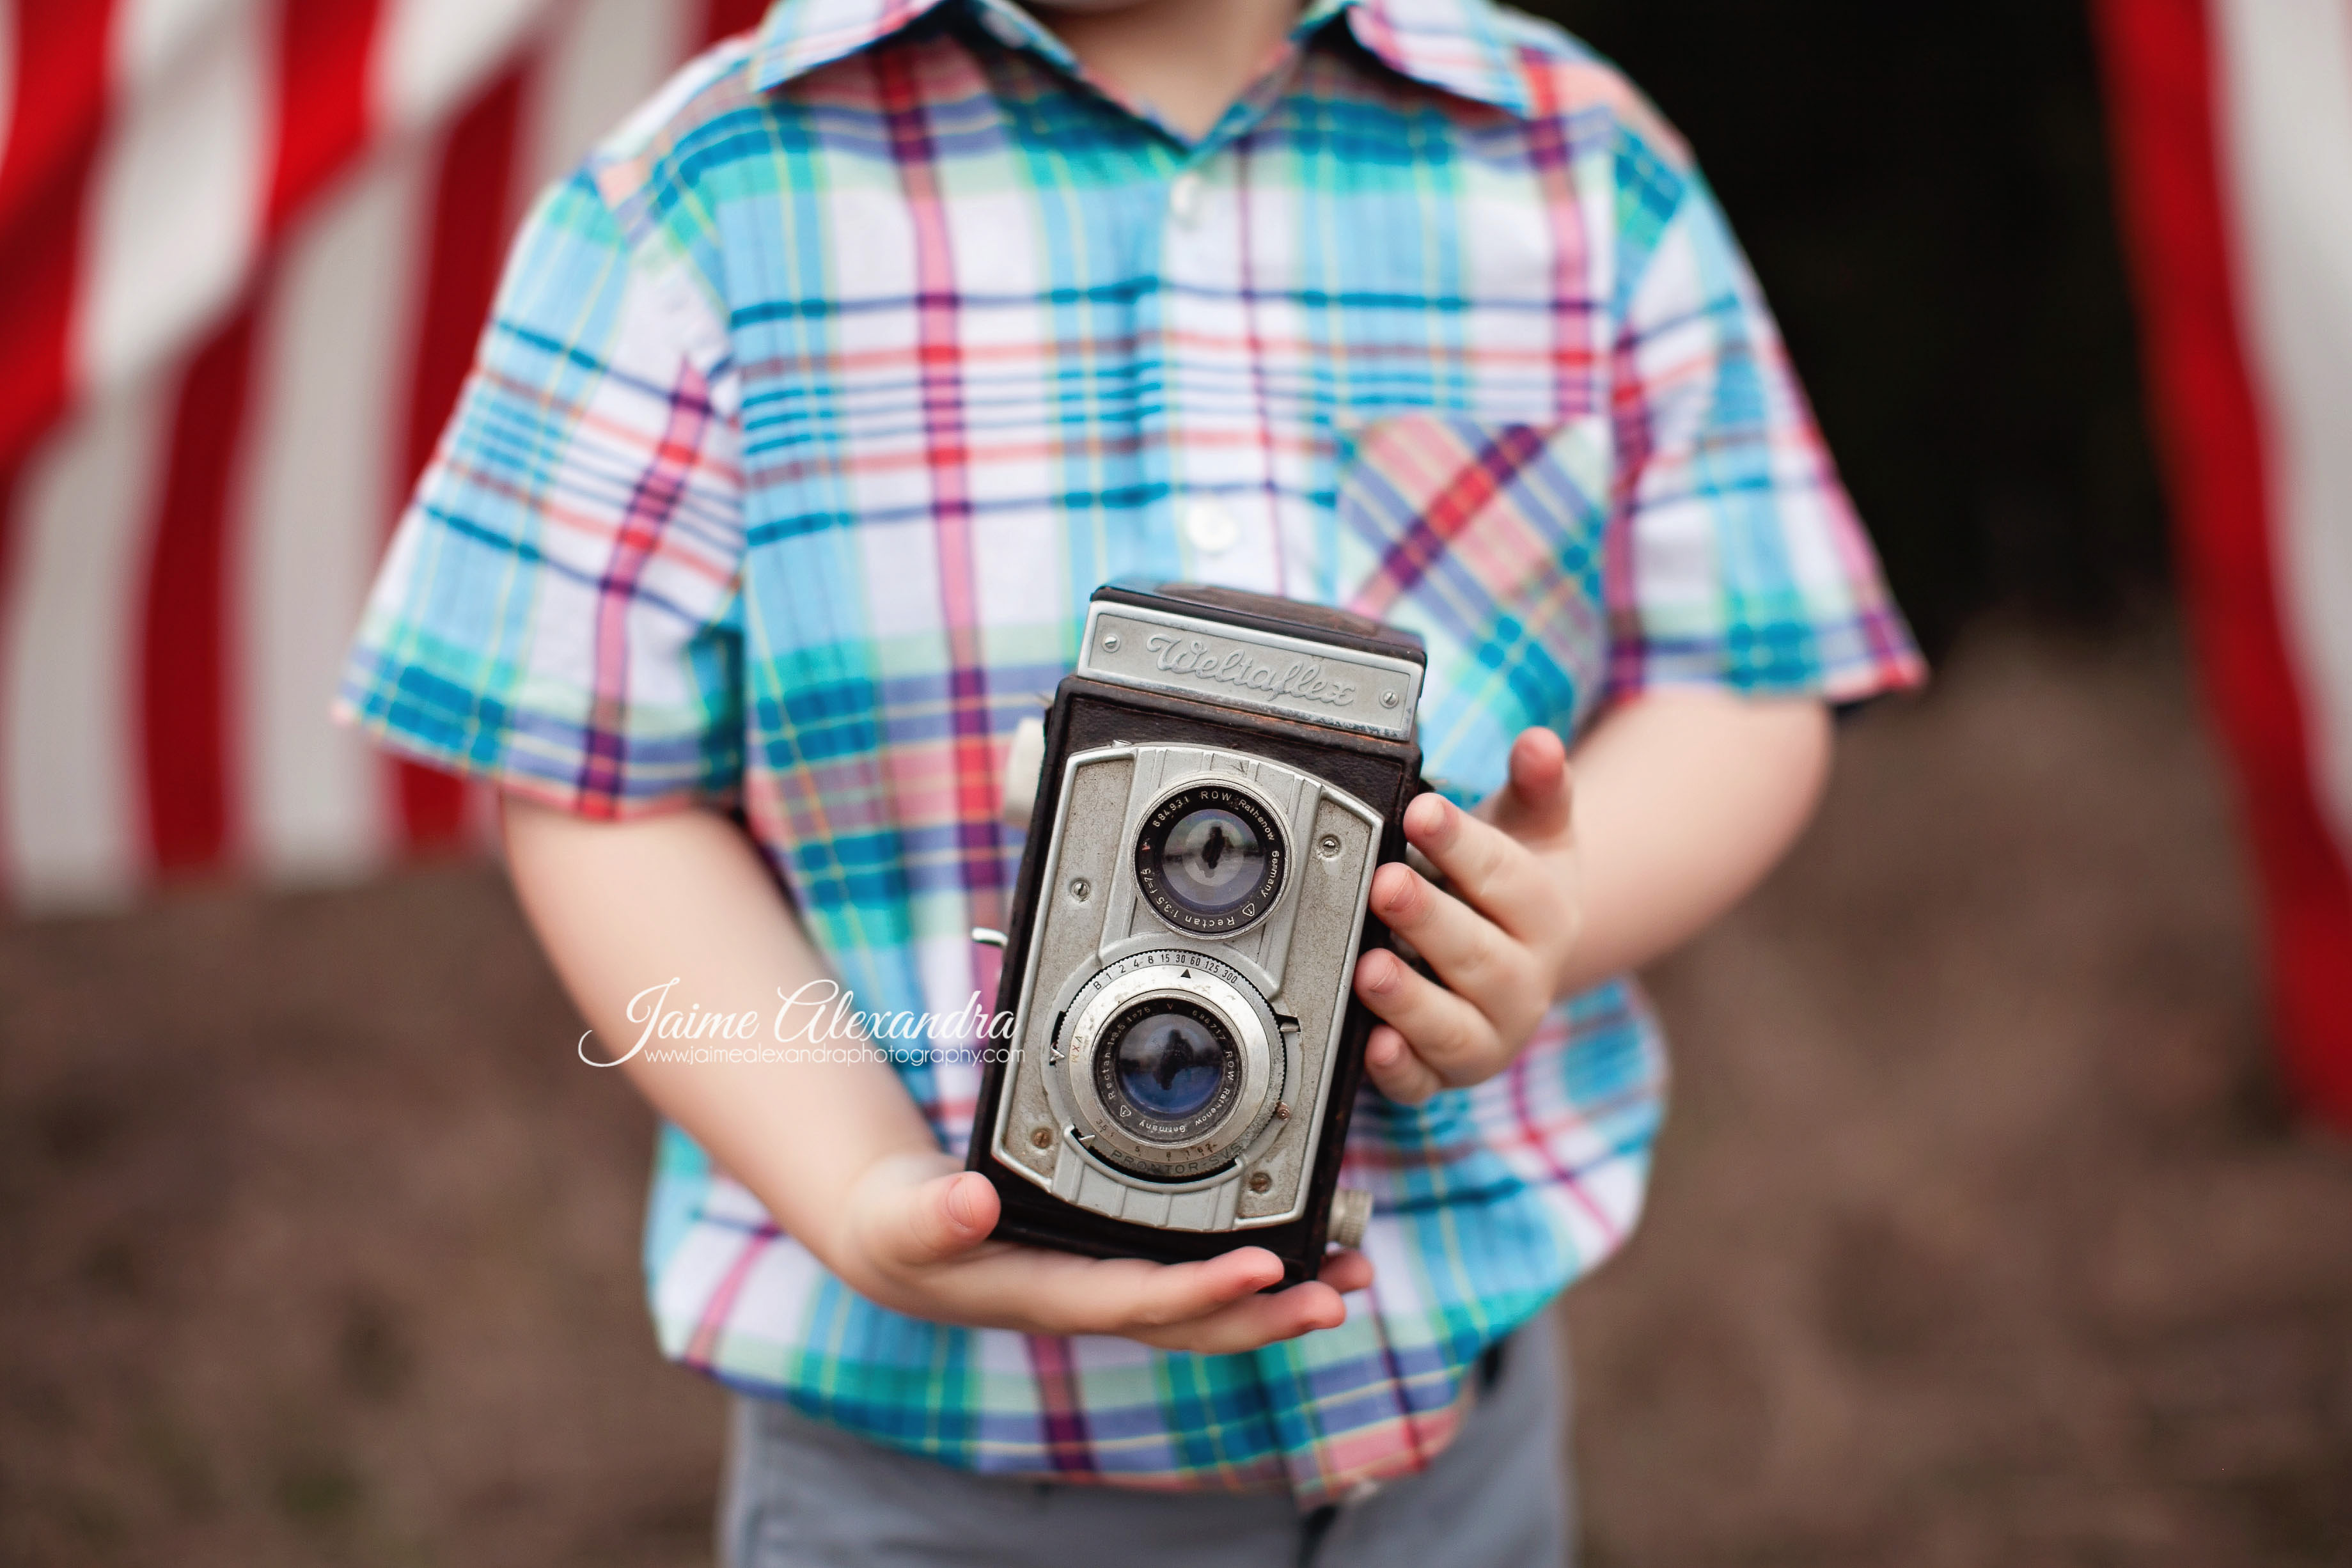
[1163,810,1263,908]
[1134,785,1285,935]
[1095,998,1240,1141]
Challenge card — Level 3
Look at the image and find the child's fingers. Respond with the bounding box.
[1363,1021,1450,1104]
[1352,946,1500,1086]
[1106,1246,1289,1329]
[1481,727,1574,841]
[1133,1280,1351,1355]
[1362,868,1532,1032]
[962,1246,1283,1340]
[1399,793,1558,944]
[966,1245,1339,1348]
[890,1232,1365,1351]
[1318,1248,1374,1294]
[868,1168,1001,1269]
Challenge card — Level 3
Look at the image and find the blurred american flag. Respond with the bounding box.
[1,0,2348,1124]
[0,0,762,909]
[2097,0,2352,1117]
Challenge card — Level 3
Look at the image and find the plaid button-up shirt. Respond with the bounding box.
[339,0,1922,1504]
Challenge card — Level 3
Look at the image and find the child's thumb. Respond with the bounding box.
[886,1169,1001,1266]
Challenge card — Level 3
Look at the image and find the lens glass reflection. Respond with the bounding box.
[1156,807,1267,917]
[1113,1009,1228,1120]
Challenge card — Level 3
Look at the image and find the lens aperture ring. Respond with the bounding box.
[1054,950,1284,1182]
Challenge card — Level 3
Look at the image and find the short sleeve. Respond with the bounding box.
[334,169,746,819]
[1603,155,1925,703]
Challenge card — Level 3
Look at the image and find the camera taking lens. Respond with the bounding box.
[1097,999,1240,1140]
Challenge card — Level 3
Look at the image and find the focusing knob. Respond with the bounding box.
[1000,716,1046,828]
[1327,1188,1374,1249]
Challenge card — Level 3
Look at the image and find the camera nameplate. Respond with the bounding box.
[1079,602,1422,742]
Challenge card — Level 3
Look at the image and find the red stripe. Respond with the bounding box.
[1503,1054,1622,1246]
[0,3,114,224]
[2092,0,2352,1125]
[125,0,392,882]
[682,1228,774,1367]
[0,4,115,900]
[1021,1333,1097,1474]
[267,0,386,228]
[700,0,773,45]
[0,1,116,473]
[1365,425,1551,609]
[876,47,1003,913]
[581,365,716,814]
[140,307,258,874]
[391,69,528,852]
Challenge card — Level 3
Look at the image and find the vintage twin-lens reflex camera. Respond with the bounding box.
[968,582,1428,1287]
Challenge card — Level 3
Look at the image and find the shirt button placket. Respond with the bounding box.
[1168,170,1205,227]
[1160,159,1251,579]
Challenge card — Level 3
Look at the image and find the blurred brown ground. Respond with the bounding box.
[3,624,2349,1567]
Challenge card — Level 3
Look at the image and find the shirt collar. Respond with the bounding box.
[746,0,1532,118]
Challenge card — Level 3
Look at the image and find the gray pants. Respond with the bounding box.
[719,1312,1572,1568]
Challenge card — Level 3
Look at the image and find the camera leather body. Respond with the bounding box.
[966,583,1427,1287]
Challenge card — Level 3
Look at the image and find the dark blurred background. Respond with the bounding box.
[8,4,2351,1567]
[1543,0,2170,650]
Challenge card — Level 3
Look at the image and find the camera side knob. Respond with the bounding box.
[1327,1188,1374,1250]
[1000,715,1047,828]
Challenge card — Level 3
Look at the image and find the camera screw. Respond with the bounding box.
[1315,834,1342,860]
[1067,876,1091,902]
[1380,689,1400,709]
[1274,1101,1292,1120]
[1031,1127,1055,1149]
[1101,632,1122,652]
[1247,1171,1273,1194]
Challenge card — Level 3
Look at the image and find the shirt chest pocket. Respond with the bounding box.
[1328,412,1616,793]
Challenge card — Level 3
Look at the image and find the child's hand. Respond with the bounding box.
[833,1152,1374,1352]
[1351,727,1581,1105]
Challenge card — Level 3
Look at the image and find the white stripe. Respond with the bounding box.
[233,147,431,882]
[2215,0,2352,851]
[75,0,272,396]
[1,383,171,907]
[113,0,239,92]
[521,0,694,201]
[372,0,554,134]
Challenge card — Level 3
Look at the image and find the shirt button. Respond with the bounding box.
[1168,171,1204,226]
[1184,498,1240,554]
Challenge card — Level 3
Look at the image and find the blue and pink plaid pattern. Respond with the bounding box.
[338,0,1923,1505]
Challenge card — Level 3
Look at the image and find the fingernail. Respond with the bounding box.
[944,1175,982,1230]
